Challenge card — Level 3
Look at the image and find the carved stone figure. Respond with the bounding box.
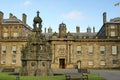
[20,11,52,76]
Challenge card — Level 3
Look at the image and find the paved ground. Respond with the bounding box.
[90,69,120,80]
[53,69,120,80]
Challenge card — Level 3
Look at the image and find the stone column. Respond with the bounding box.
[52,44,55,63]
[69,44,71,63]
[66,43,69,64]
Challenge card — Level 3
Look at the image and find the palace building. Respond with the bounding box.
[0,11,32,68]
[0,11,120,69]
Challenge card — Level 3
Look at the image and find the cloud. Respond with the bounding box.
[62,10,85,21]
[23,0,31,6]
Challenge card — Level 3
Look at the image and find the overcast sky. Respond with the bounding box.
[0,0,120,32]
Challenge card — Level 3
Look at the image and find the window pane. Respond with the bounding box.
[111,25,115,29]
[12,46,16,54]
[2,45,6,51]
[1,60,6,64]
[100,46,105,54]
[112,46,117,55]
[113,60,117,64]
[100,60,105,65]
[3,33,8,37]
[13,32,18,37]
[2,46,6,54]
[111,32,115,36]
[88,46,93,54]
[88,61,93,65]
[76,46,81,54]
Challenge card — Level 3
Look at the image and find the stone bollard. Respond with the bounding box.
[65,75,71,80]
[16,75,20,80]
[83,75,88,80]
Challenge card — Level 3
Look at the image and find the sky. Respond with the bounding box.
[0,0,120,33]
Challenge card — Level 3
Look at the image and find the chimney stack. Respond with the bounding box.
[93,27,95,33]
[103,12,107,24]
[87,26,91,33]
[0,11,3,23]
[22,13,27,24]
[48,27,52,33]
[45,28,46,33]
[9,13,13,19]
[76,26,80,33]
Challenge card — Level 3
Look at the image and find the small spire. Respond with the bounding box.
[37,11,40,17]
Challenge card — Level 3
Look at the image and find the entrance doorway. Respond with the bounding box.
[77,61,81,69]
[59,58,65,69]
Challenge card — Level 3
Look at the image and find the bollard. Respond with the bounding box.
[65,75,71,80]
[83,75,88,80]
[16,75,20,80]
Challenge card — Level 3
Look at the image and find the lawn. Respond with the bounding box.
[0,72,105,80]
[0,72,65,80]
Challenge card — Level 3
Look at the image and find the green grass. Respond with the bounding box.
[0,72,105,80]
[0,72,65,80]
[88,74,105,80]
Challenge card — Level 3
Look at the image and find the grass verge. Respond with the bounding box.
[0,72,105,80]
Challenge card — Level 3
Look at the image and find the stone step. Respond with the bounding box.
[52,69,78,74]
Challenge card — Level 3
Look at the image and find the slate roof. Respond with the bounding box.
[44,32,97,40]
[2,19,23,24]
[1,19,32,30]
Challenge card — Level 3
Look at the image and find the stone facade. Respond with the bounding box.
[0,11,120,69]
[50,12,120,69]
[0,11,31,68]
